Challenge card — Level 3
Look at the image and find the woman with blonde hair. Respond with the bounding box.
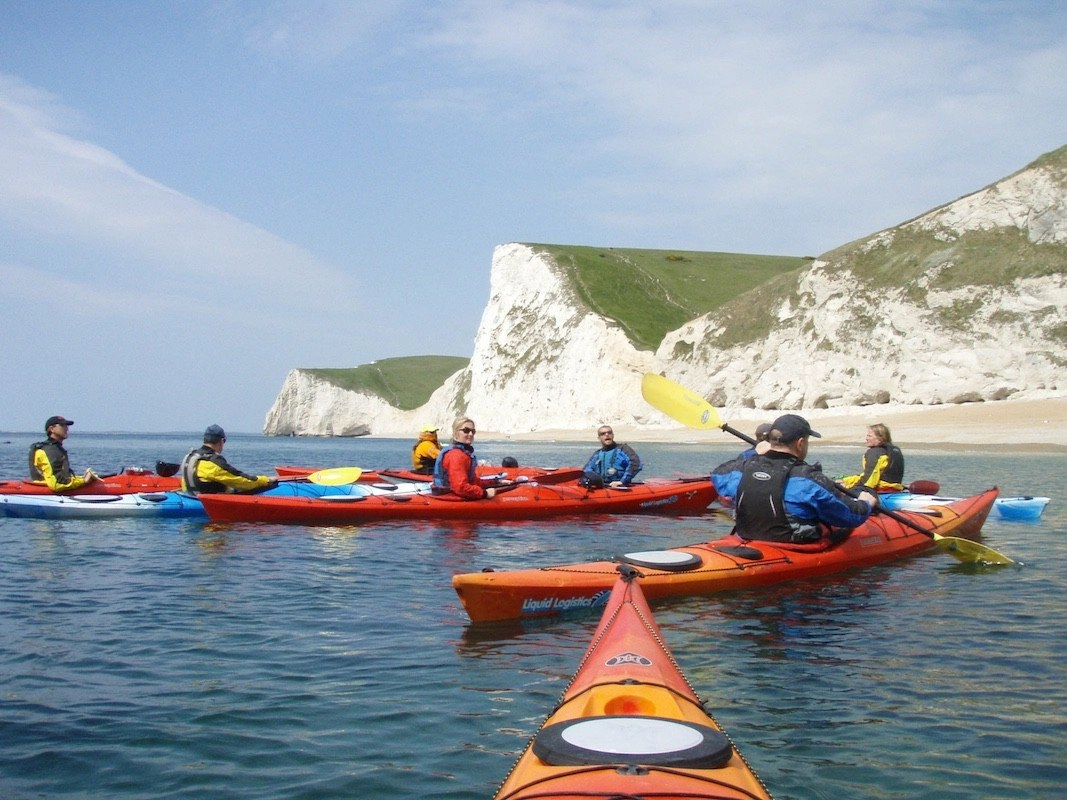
[839,423,905,492]
[431,417,503,499]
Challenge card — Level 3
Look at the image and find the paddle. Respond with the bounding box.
[640,373,1014,565]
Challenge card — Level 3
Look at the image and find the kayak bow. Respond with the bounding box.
[492,566,772,800]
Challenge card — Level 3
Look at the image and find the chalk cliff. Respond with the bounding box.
[264,148,1066,436]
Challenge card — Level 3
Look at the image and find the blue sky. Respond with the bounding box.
[2,1,1064,433]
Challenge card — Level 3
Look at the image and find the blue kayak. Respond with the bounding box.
[0,480,432,520]
[881,491,1049,521]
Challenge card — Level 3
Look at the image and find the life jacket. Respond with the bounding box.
[411,433,439,473]
[432,443,476,492]
[734,454,798,542]
[28,440,72,482]
[882,444,905,485]
[584,443,641,485]
[181,446,236,494]
[734,454,827,544]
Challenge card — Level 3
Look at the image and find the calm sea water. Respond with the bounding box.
[1,432,1064,799]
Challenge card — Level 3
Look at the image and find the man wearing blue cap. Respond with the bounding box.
[28,415,100,491]
[180,425,277,494]
[712,413,878,545]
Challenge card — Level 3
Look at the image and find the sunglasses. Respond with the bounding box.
[460,427,476,434]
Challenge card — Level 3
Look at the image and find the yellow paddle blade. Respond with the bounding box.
[306,467,364,486]
[641,373,723,430]
[934,534,1015,565]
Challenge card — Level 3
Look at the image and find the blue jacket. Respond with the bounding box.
[582,443,642,486]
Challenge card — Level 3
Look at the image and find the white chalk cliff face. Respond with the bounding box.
[264,152,1066,436]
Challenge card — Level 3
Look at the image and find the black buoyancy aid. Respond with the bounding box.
[734,454,801,543]
[28,440,72,482]
[883,444,905,484]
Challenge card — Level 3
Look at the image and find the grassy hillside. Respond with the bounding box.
[531,244,811,350]
[304,356,469,411]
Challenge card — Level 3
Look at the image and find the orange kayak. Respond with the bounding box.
[198,478,717,524]
[492,568,772,800]
[454,488,998,623]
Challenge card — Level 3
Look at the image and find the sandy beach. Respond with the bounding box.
[494,397,1067,453]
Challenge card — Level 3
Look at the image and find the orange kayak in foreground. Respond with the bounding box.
[198,478,717,524]
[454,488,998,623]
[492,567,772,800]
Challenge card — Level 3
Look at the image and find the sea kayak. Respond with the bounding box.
[492,567,772,800]
[0,491,205,520]
[453,488,998,623]
[198,478,717,524]
[881,491,1050,521]
[0,480,430,520]
[0,468,181,496]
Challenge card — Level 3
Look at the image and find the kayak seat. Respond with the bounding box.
[531,715,733,769]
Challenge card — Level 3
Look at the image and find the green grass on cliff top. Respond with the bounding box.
[531,244,810,350]
[304,356,469,411]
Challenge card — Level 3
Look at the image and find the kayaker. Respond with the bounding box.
[580,426,642,487]
[180,425,277,494]
[411,424,442,474]
[738,422,773,458]
[711,413,878,545]
[838,423,905,492]
[28,415,101,492]
[432,418,504,499]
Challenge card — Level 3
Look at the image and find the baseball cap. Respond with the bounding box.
[45,415,74,430]
[771,414,821,442]
[203,424,226,442]
[420,424,438,433]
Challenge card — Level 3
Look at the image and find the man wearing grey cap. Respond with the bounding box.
[180,425,277,494]
[712,413,878,545]
[28,415,100,491]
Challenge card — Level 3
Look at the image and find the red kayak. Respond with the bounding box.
[198,478,717,524]
[492,567,772,799]
[0,468,181,496]
[454,488,999,623]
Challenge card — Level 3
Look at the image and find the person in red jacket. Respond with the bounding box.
[431,417,504,499]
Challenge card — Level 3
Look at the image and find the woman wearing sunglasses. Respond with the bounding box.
[431,418,504,499]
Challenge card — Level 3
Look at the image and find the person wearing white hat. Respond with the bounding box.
[411,424,441,474]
